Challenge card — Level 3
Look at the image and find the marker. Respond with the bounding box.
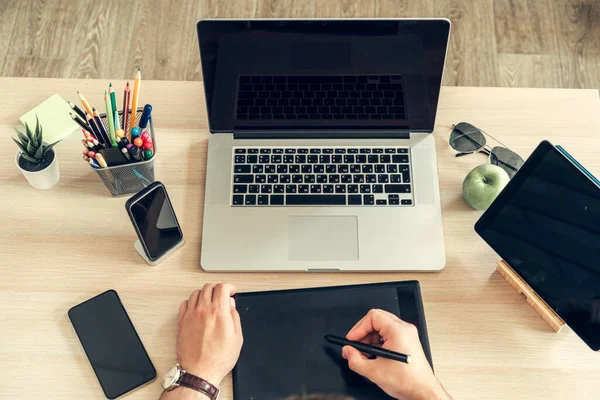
[143,141,153,151]
[141,131,151,142]
[126,143,133,150]
[131,127,141,139]
[128,146,143,162]
[95,153,108,168]
[121,147,132,162]
[138,104,152,129]
[144,149,154,160]
[70,113,89,130]
[115,128,125,139]
[69,101,87,120]
[120,137,130,147]
[133,137,143,148]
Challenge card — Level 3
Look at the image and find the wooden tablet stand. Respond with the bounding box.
[496,260,566,332]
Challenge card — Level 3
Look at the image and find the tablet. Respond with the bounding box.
[475,140,600,351]
[233,281,432,400]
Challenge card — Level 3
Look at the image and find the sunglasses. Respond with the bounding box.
[449,122,524,178]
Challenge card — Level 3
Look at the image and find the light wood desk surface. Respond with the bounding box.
[1,78,599,399]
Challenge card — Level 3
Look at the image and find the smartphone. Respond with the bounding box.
[125,181,184,263]
[68,290,156,399]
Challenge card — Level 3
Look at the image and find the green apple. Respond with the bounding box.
[462,164,510,211]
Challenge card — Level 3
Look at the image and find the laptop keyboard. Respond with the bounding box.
[231,147,413,207]
[235,75,406,121]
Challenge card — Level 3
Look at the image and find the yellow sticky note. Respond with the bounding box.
[19,94,79,144]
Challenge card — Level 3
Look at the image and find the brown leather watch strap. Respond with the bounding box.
[178,372,219,399]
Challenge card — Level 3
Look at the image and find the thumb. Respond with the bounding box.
[342,346,372,377]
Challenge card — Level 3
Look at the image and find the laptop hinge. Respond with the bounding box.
[232,129,410,140]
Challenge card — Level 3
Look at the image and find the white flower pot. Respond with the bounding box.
[15,150,60,190]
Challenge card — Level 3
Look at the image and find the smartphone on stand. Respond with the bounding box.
[125,181,184,265]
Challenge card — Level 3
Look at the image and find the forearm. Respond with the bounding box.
[160,387,210,400]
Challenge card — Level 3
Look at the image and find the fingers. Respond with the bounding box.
[189,290,201,309]
[178,300,188,321]
[346,309,398,342]
[342,346,373,378]
[213,283,237,312]
[199,283,215,307]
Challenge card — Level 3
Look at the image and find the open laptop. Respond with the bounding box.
[197,19,450,272]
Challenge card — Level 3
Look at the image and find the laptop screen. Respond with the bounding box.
[197,19,450,133]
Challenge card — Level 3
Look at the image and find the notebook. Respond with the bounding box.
[19,93,79,144]
[233,281,432,400]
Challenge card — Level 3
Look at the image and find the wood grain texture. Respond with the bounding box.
[498,53,563,87]
[1,1,600,89]
[553,0,600,89]
[1,78,600,399]
[493,0,559,54]
[496,260,566,332]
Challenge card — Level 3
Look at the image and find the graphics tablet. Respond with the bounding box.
[233,281,432,400]
[475,140,600,351]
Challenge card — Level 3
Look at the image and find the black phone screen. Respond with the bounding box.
[129,184,183,260]
[68,290,156,399]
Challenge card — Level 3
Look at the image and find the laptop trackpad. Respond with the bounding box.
[288,216,359,261]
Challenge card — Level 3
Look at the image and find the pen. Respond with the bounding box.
[138,104,152,129]
[324,335,412,364]
[121,147,132,162]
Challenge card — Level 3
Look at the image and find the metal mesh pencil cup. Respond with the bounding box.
[92,108,156,196]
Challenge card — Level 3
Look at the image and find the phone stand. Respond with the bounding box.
[496,260,566,332]
[134,239,185,266]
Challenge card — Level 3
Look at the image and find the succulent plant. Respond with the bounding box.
[12,117,59,165]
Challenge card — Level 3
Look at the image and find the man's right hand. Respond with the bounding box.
[342,309,452,400]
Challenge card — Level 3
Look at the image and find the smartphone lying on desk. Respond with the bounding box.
[68,290,156,399]
[125,181,184,264]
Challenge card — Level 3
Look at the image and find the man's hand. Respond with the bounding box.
[176,283,243,387]
[342,309,452,400]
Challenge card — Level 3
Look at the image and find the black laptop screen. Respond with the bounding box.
[197,20,450,133]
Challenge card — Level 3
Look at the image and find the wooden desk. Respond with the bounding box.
[1,78,599,400]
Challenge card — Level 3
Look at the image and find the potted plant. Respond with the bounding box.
[12,117,60,190]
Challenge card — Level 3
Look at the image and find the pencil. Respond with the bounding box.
[95,153,108,168]
[77,91,94,116]
[92,108,110,145]
[109,83,118,130]
[129,68,141,139]
[69,101,87,120]
[105,91,117,147]
[85,112,106,146]
[122,81,131,135]
[70,113,89,130]
[324,335,412,364]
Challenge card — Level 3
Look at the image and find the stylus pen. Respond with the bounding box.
[324,334,412,364]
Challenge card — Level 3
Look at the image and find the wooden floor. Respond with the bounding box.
[0,0,599,88]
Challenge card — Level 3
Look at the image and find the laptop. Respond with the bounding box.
[197,19,450,272]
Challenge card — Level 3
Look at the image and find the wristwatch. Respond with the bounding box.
[161,364,220,399]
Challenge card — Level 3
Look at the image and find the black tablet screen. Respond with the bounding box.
[476,141,600,350]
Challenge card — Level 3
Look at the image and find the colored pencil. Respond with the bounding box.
[129,69,141,139]
[85,112,106,146]
[70,113,89,130]
[77,91,94,116]
[68,101,87,120]
[92,108,110,145]
[105,91,117,147]
[122,81,131,136]
[109,83,118,130]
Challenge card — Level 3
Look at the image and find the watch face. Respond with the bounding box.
[161,365,181,389]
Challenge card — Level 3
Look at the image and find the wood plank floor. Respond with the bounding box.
[0,0,598,88]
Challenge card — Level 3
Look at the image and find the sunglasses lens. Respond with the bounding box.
[450,122,486,153]
[490,147,524,178]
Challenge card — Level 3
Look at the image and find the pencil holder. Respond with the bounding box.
[92,108,156,196]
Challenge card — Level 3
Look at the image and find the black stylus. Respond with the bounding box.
[324,334,412,364]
